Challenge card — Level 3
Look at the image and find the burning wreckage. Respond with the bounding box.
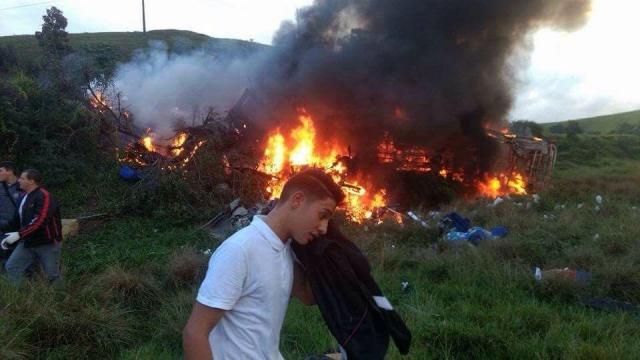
[85,0,591,234]
[88,88,557,230]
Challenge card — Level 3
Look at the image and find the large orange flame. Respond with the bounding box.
[171,133,188,157]
[477,172,527,198]
[142,136,155,153]
[259,111,388,223]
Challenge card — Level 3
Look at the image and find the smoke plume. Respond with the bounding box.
[254,0,592,173]
[113,41,266,135]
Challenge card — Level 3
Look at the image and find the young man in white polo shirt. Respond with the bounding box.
[183,169,345,359]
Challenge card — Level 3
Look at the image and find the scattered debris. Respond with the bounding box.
[401,281,411,293]
[593,233,600,241]
[488,196,504,207]
[535,267,640,315]
[61,219,79,238]
[118,164,140,181]
[439,212,508,246]
[533,267,592,285]
[533,194,541,203]
[581,297,640,314]
[407,211,430,228]
[534,267,542,281]
[202,198,275,240]
[446,226,508,246]
[595,195,603,205]
[438,212,470,233]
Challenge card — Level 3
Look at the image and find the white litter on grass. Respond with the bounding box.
[577,203,584,209]
[593,234,600,241]
[594,206,601,212]
[203,249,212,255]
[391,244,396,250]
[407,211,429,228]
[533,194,541,203]
[596,195,603,205]
[534,267,542,281]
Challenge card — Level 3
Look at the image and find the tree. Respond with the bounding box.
[0,45,18,73]
[35,7,72,60]
[35,7,78,96]
[549,124,566,134]
[566,121,584,136]
[614,121,640,135]
[77,43,120,88]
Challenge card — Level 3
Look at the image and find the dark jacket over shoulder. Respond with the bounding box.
[292,226,411,359]
[19,187,62,248]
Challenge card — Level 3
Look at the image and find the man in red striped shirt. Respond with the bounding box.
[2,169,63,284]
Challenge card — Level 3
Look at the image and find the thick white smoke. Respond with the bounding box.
[113,41,266,136]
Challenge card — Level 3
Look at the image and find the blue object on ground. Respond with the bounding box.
[490,226,509,238]
[441,212,471,232]
[118,165,139,181]
[445,225,509,246]
[466,227,493,246]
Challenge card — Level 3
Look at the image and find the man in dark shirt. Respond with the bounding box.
[0,161,20,269]
[0,161,20,232]
[3,169,63,284]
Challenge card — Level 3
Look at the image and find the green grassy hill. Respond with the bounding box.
[0,29,267,65]
[542,109,640,134]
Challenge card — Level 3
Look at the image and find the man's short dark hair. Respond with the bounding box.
[23,169,43,185]
[279,168,345,205]
[0,161,17,175]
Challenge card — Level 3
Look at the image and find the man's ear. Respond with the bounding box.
[290,191,305,209]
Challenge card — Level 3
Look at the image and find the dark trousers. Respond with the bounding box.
[5,242,62,284]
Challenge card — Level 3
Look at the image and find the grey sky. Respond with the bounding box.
[1,0,639,123]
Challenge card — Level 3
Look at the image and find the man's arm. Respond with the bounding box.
[292,262,315,305]
[183,302,225,360]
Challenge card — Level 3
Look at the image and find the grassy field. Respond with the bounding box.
[541,109,640,134]
[2,133,640,359]
[0,30,267,66]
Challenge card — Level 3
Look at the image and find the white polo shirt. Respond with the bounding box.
[197,215,293,360]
